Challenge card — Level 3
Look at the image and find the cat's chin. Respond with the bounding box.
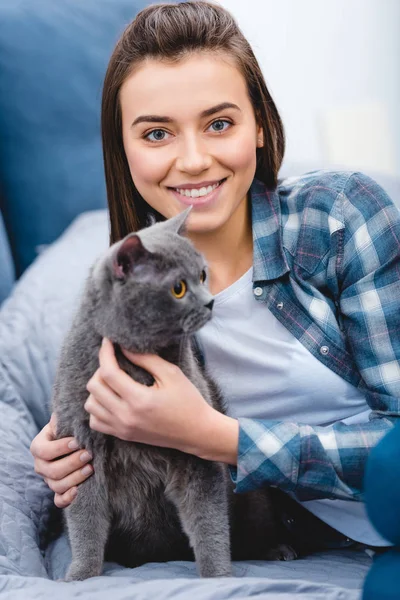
[164,332,191,345]
[182,314,212,334]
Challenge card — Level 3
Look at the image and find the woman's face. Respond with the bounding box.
[120,53,263,235]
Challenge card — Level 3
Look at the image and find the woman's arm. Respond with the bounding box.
[193,409,239,465]
[224,416,395,501]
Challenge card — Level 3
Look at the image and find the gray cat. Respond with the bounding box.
[52,207,296,581]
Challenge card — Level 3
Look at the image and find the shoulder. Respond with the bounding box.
[274,170,400,275]
[278,168,353,194]
[277,169,398,230]
[278,169,352,215]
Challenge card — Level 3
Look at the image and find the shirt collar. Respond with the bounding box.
[250,178,290,282]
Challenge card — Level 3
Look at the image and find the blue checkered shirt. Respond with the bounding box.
[216,170,400,502]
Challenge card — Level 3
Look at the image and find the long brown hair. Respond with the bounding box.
[101,1,285,245]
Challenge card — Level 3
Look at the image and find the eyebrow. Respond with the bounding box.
[130,102,241,128]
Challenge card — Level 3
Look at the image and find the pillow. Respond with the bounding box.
[0,209,15,304]
[0,0,149,276]
[0,209,109,430]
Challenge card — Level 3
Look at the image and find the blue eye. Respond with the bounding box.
[145,129,170,142]
[144,119,231,143]
[209,119,231,133]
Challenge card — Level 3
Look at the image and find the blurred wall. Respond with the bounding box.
[219,0,400,176]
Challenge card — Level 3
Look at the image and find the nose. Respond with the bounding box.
[205,299,214,311]
[175,135,212,174]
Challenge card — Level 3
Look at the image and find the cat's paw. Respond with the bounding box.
[262,543,298,561]
[198,559,233,578]
[64,561,103,581]
[199,566,232,578]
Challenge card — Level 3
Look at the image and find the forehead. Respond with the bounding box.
[119,53,252,122]
[154,247,205,282]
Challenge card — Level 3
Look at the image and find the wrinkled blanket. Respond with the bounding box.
[0,211,372,599]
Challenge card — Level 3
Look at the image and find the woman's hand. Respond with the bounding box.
[84,337,237,461]
[30,413,94,508]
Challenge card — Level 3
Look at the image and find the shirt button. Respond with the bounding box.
[254,287,263,297]
[277,302,284,310]
[320,345,329,355]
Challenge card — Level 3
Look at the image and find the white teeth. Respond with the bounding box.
[175,180,221,198]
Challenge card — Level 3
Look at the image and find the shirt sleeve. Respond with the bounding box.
[229,173,400,502]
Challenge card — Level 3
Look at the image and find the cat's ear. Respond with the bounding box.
[163,206,193,236]
[112,234,150,280]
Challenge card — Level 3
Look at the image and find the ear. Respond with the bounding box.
[162,205,193,236]
[256,124,264,148]
[112,234,151,280]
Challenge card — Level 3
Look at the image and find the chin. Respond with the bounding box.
[185,212,227,232]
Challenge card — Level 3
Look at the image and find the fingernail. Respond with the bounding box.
[68,439,80,450]
[70,487,78,498]
[80,451,92,462]
[81,465,93,476]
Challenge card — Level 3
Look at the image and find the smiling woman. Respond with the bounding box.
[30,0,400,570]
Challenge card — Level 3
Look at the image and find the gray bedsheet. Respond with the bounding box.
[0,211,372,598]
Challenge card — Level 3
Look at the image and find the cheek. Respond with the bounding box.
[220,134,257,173]
[124,140,167,185]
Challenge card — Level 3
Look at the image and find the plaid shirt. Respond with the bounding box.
[214,170,400,502]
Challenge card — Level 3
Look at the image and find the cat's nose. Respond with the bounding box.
[205,299,214,311]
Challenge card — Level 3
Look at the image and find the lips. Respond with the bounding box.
[169,177,227,208]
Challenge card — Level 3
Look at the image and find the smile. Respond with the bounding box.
[173,179,225,199]
[168,178,227,208]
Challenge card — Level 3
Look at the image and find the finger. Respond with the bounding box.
[99,337,150,398]
[54,487,78,509]
[86,374,122,413]
[30,422,55,458]
[31,433,81,462]
[84,392,116,421]
[49,412,58,435]
[88,414,115,436]
[34,448,93,480]
[47,461,94,495]
[121,346,180,384]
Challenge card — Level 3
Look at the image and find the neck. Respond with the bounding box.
[187,195,253,295]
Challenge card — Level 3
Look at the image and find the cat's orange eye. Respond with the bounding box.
[200,270,207,284]
[171,280,187,299]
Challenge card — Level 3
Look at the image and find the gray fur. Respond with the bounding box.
[52,206,295,582]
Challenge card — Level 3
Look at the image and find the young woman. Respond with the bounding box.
[30,1,400,554]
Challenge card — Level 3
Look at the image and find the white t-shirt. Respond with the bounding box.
[196,266,390,546]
